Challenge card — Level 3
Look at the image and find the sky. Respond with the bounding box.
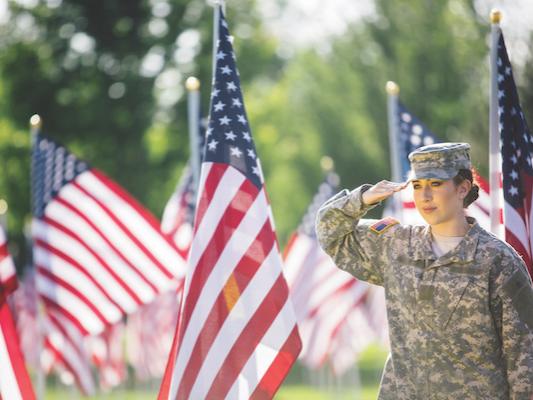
[1,0,532,64]
[258,0,533,61]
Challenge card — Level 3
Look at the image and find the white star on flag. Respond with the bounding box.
[225,131,236,141]
[230,146,242,158]
[219,115,231,125]
[208,139,218,151]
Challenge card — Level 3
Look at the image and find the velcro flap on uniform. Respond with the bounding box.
[502,269,533,330]
[370,217,399,235]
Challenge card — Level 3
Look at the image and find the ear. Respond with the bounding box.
[458,180,472,199]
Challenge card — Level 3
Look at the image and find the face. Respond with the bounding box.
[411,178,470,226]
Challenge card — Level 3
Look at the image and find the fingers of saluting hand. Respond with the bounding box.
[375,180,410,192]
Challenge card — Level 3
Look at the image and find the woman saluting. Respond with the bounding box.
[315,143,533,399]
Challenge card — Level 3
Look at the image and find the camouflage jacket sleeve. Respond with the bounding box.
[315,184,396,286]
[490,251,533,399]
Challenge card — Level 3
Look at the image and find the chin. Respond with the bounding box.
[416,210,444,226]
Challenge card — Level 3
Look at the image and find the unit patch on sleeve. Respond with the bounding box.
[369,217,399,235]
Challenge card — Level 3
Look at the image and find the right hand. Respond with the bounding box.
[361,180,409,205]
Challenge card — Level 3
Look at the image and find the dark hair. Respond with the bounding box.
[452,169,479,208]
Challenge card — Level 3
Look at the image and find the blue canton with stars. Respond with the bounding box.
[32,134,90,218]
[397,102,437,179]
[298,172,339,237]
[203,10,262,189]
[497,34,533,208]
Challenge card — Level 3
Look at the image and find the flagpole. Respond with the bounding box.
[386,81,401,183]
[386,81,402,219]
[0,199,7,231]
[489,9,503,238]
[211,0,225,78]
[29,114,45,400]
[185,77,201,194]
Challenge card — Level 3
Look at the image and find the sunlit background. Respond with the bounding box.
[1,0,532,398]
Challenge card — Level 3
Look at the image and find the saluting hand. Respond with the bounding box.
[361,180,409,205]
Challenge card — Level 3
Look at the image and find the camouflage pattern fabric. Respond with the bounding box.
[315,185,533,400]
[408,142,471,180]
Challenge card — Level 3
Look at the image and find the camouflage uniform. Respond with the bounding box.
[315,143,533,399]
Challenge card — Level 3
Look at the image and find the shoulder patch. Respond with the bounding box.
[370,217,399,235]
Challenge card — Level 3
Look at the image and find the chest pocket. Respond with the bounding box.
[430,266,486,331]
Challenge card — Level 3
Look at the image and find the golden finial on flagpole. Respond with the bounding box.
[386,81,400,96]
[0,199,7,215]
[29,114,42,130]
[320,156,334,172]
[185,76,200,92]
[490,9,502,24]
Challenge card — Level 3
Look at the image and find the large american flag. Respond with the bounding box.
[31,133,187,337]
[0,226,36,400]
[159,10,301,399]
[392,102,492,230]
[283,172,374,373]
[497,33,533,277]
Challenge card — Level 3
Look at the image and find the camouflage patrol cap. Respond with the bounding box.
[408,142,471,180]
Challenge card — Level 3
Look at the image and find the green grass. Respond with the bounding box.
[42,344,387,399]
[43,385,379,400]
[276,384,379,399]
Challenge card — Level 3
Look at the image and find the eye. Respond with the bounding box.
[413,183,421,190]
[431,181,442,187]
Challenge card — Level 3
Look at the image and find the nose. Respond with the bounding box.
[422,185,432,202]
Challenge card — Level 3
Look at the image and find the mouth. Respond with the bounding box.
[422,206,437,213]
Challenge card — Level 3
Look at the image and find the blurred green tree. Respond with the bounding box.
[246,0,493,244]
[0,0,281,267]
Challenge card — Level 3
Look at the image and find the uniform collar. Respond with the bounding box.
[411,217,481,266]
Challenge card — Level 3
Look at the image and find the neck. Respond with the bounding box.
[431,213,470,237]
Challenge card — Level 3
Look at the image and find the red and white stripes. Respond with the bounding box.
[0,226,36,400]
[161,163,301,400]
[33,169,186,337]
[284,232,377,373]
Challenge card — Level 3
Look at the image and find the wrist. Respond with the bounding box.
[360,184,377,206]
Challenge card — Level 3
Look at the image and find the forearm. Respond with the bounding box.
[315,185,385,285]
[315,184,376,250]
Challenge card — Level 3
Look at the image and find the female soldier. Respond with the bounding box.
[315,142,533,399]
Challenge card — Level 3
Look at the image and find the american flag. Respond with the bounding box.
[0,226,36,400]
[161,165,196,259]
[88,322,127,390]
[31,133,187,337]
[12,270,40,370]
[0,227,17,304]
[283,172,374,373]
[392,102,492,230]
[497,33,533,277]
[159,10,301,399]
[41,308,96,395]
[161,117,206,256]
[126,289,181,381]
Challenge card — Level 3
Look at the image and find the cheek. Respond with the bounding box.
[435,187,461,208]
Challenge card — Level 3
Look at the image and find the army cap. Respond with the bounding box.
[408,142,471,180]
